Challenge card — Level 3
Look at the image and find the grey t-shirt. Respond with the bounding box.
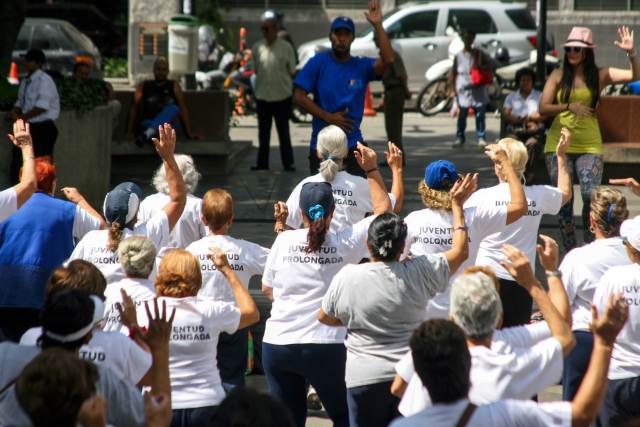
[322,254,449,388]
[0,342,145,427]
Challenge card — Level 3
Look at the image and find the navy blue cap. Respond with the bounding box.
[424,160,458,190]
[22,49,46,64]
[331,16,355,33]
[299,182,335,221]
[103,182,143,225]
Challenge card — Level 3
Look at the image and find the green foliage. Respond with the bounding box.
[56,77,109,113]
[104,57,128,78]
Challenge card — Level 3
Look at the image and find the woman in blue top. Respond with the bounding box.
[293,0,393,176]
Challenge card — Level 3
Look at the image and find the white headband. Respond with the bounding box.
[44,295,104,343]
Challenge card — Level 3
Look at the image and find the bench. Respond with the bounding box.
[111,89,251,184]
[597,95,640,181]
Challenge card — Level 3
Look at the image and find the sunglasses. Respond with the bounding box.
[564,46,584,54]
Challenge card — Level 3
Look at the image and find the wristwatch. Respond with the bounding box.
[545,270,562,278]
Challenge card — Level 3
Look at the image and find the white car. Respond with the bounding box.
[297,1,539,94]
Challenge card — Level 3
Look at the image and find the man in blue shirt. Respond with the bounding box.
[293,0,393,176]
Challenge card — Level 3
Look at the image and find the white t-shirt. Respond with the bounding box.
[68,212,170,284]
[262,215,375,345]
[19,327,152,384]
[186,234,269,304]
[397,322,561,416]
[403,204,507,319]
[285,171,395,232]
[137,296,240,409]
[72,206,104,242]
[0,188,17,222]
[467,183,563,280]
[138,193,207,251]
[503,89,542,118]
[390,398,571,427]
[102,277,157,332]
[560,237,630,331]
[593,263,640,380]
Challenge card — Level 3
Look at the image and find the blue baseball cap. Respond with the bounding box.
[103,182,143,226]
[300,182,335,221]
[424,160,458,190]
[331,16,355,33]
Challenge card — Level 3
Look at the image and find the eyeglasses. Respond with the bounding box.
[564,46,583,54]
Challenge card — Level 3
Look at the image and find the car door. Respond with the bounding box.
[445,8,499,58]
[385,9,447,92]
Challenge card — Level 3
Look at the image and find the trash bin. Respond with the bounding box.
[168,14,198,75]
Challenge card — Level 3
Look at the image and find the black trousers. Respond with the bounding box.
[11,119,57,183]
[308,142,367,178]
[256,97,294,169]
[498,277,533,328]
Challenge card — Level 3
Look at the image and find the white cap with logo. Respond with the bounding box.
[620,216,640,251]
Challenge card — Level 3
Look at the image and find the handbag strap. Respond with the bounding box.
[454,403,477,427]
[0,378,16,396]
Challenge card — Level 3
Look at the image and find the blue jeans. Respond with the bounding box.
[545,153,603,251]
[262,342,349,427]
[141,104,180,134]
[170,406,217,427]
[456,104,486,142]
[597,375,640,427]
[562,331,593,401]
[217,328,248,392]
[347,380,400,427]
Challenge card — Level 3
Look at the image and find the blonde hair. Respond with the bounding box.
[590,187,629,237]
[202,189,233,231]
[496,138,528,183]
[152,154,201,194]
[317,125,348,182]
[107,222,124,252]
[155,249,202,298]
[418,180,452,210]
[118,236,157,278]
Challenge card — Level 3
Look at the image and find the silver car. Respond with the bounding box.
[297,1,538,93]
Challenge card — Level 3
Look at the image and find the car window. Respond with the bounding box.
[31,23,62,50]
[447,9,497,34]
[15,24,32,51]
[60,24,94,52]
[505,9,536,30]
[388,10,438,39]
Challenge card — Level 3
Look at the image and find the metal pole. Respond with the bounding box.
[536,0,547,89]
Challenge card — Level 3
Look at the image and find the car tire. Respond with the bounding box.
[417,78,452,116]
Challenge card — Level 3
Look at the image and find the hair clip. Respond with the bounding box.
[308,204,326,221]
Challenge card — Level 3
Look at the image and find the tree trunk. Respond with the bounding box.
[0,0,26,78]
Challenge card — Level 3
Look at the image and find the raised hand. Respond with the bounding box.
[61,187,85,204]
[450,173,478,205]
[152,123,177,161]
[385,142,403,171]
[365,0,383,27]
[556,127,571,156]
[273,201,288,223]
[354,142,378,172]
[614,26,635,53]
[500,244,539,290]
[484,144,509,165]
[7,119,32,148]
[591,293,628,346]
[609,177,640,197]
[536,234,560,272]
[141,299,175,352]
[208,245,231,272]
[116,288,139,330]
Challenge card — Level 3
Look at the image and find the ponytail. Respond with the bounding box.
[106,222,124,252]
[306,218,330,253]
[319,157,342,182]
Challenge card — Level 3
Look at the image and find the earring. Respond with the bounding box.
[589,225,596,234]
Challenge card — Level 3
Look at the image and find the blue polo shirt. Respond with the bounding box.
[294,51,378,150]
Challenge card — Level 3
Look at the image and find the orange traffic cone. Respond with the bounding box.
[239,27,247,52]
[8,62,19,85]
[363,84,376,117]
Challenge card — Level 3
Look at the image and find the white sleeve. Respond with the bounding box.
[592,273,611,312]
[466,202,507,238]
[559,252,578,304]
[212,301,241,335]
[503,400,572,427]
[247,241,270,277]
[321,272,346,322]
[493,322,552,348]
[19,327,42,346]
[68,235,89,261]
[73,206,102,240]
[142,212,171,249]
[503,93,515,110]
[262,234,282,288]
[121,336,152,384]
[336,215,376,261]
[507,338,564,399]
[539,186,563,215]
[395,351,415,382]
[285,184,303,229]
[0,188,17,222]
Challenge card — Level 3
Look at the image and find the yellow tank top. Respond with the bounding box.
[544,87,603,155]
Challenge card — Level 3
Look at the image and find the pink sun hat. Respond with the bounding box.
[564,27,596,48]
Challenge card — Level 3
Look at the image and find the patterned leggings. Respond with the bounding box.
[545,153,604,251]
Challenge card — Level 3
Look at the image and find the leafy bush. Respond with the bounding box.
[104,57,128,78]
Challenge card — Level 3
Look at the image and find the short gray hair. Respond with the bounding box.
[152,154,201,194]
[117,236,157,278]
[450,271,502,340]
[317,125,348,182]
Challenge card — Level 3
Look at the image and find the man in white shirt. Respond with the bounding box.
[6,48,60,181]
[390,291,628,427]
[251,11,297,171]
[593,216,640,427]
[393,240,575,415]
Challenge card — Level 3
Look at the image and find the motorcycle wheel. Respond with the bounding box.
[417,78,452,117]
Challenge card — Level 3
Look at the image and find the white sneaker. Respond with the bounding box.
[452,138,465,148]
[477,138,488,147]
